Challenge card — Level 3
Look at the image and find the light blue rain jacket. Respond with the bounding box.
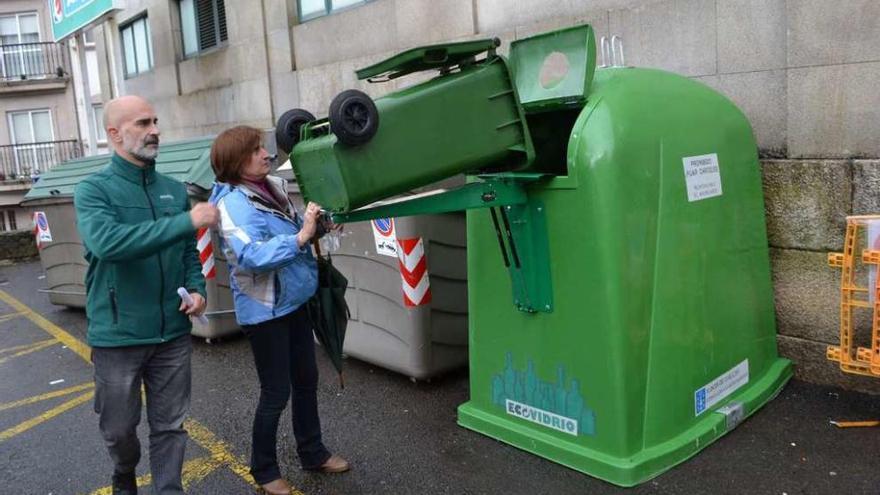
[209,176,317,326]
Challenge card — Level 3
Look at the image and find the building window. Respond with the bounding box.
[179,0,228,58]
[298,0,369,21]
[7,211,17,231]
[9,109,53,144]
[120,16,153,78]
[0,12,41,79]
[92,104,107,143]
[83,28,96,46]
[7,109,54,176]
[0,12,39,44]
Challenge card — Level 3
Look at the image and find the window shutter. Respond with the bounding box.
[194,0,226,51]
[217,0,227,42]
[197,0,217,50]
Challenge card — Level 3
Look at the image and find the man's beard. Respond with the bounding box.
[125,136,159,161]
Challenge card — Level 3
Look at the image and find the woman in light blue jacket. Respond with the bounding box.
[209,126,348,495]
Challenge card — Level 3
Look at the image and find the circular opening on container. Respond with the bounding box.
[539,51,570,89]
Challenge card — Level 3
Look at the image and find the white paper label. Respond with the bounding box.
[371,218,397,258]
[694,359,749,416]
[683,153,723,202]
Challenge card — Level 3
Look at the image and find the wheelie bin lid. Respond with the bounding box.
[22,136,216,204]
[355,38,501,82]
[508,24,597,113]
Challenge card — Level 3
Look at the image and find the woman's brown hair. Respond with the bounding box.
[210,126,263,184]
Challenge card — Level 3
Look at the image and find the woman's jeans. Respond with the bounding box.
[243,307,331,484]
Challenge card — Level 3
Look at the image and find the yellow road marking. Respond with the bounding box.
[0,290,91,361]
[0,289,264,491]
[185,420,260,490]
[0,311,25,324]
[0,382,95,412]
[0,338,58,364]
[0,391,94,443]
[180,455,226,490]
[0,337,56,355]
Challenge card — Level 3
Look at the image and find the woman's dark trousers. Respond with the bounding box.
[243,307,331,484]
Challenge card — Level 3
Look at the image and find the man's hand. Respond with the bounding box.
[179,292,207,316]
[190,202,220,230]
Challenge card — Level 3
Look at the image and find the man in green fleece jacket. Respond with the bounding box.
[74,95,219,495]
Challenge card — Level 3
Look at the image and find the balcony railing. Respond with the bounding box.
[0,42,70,82]
[0,140,82,181]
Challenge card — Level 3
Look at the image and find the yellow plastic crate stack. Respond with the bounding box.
[827,215,880,376]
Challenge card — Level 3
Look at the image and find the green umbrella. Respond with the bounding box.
[307,241,350,388]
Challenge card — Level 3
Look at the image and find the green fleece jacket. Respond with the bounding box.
[73,154,206,347]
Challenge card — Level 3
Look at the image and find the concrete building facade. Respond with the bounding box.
[0,0,78,232]
[81,0,879,392]
[0,0,107,234]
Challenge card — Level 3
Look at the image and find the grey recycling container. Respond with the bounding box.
[286,180,469,380]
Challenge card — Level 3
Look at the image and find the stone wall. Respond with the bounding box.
[93,0,276,140]
[0,230,38,261]
[286,0,880,154]
[765,159,880,393]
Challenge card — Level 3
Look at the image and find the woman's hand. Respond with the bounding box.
[296,202,321,247]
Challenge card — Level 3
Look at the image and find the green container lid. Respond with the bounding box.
[356,38,500,82]
[508,24,597,113]
[22,136,216,203]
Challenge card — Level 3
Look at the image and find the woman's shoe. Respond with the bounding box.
[260,478,292,495]
[320,454,350,473]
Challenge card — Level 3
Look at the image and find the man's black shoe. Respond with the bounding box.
[111,471,137,495]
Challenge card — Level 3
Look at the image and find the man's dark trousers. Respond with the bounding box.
[92,334,192,495]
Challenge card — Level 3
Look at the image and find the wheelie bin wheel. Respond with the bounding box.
[275,108,316,155]
[329,89,379,146]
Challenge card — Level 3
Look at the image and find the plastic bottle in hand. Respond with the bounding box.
[177,287,209,326]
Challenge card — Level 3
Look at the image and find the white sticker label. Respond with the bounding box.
[683,153,722,202]
[694,359,749,416]
[34,211,52,244]
[371,218,397,258]
[506,399,578,436]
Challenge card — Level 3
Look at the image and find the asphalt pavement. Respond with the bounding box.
[1,259,879,495]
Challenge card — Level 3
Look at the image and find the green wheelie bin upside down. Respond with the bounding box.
[276,24,792,487]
